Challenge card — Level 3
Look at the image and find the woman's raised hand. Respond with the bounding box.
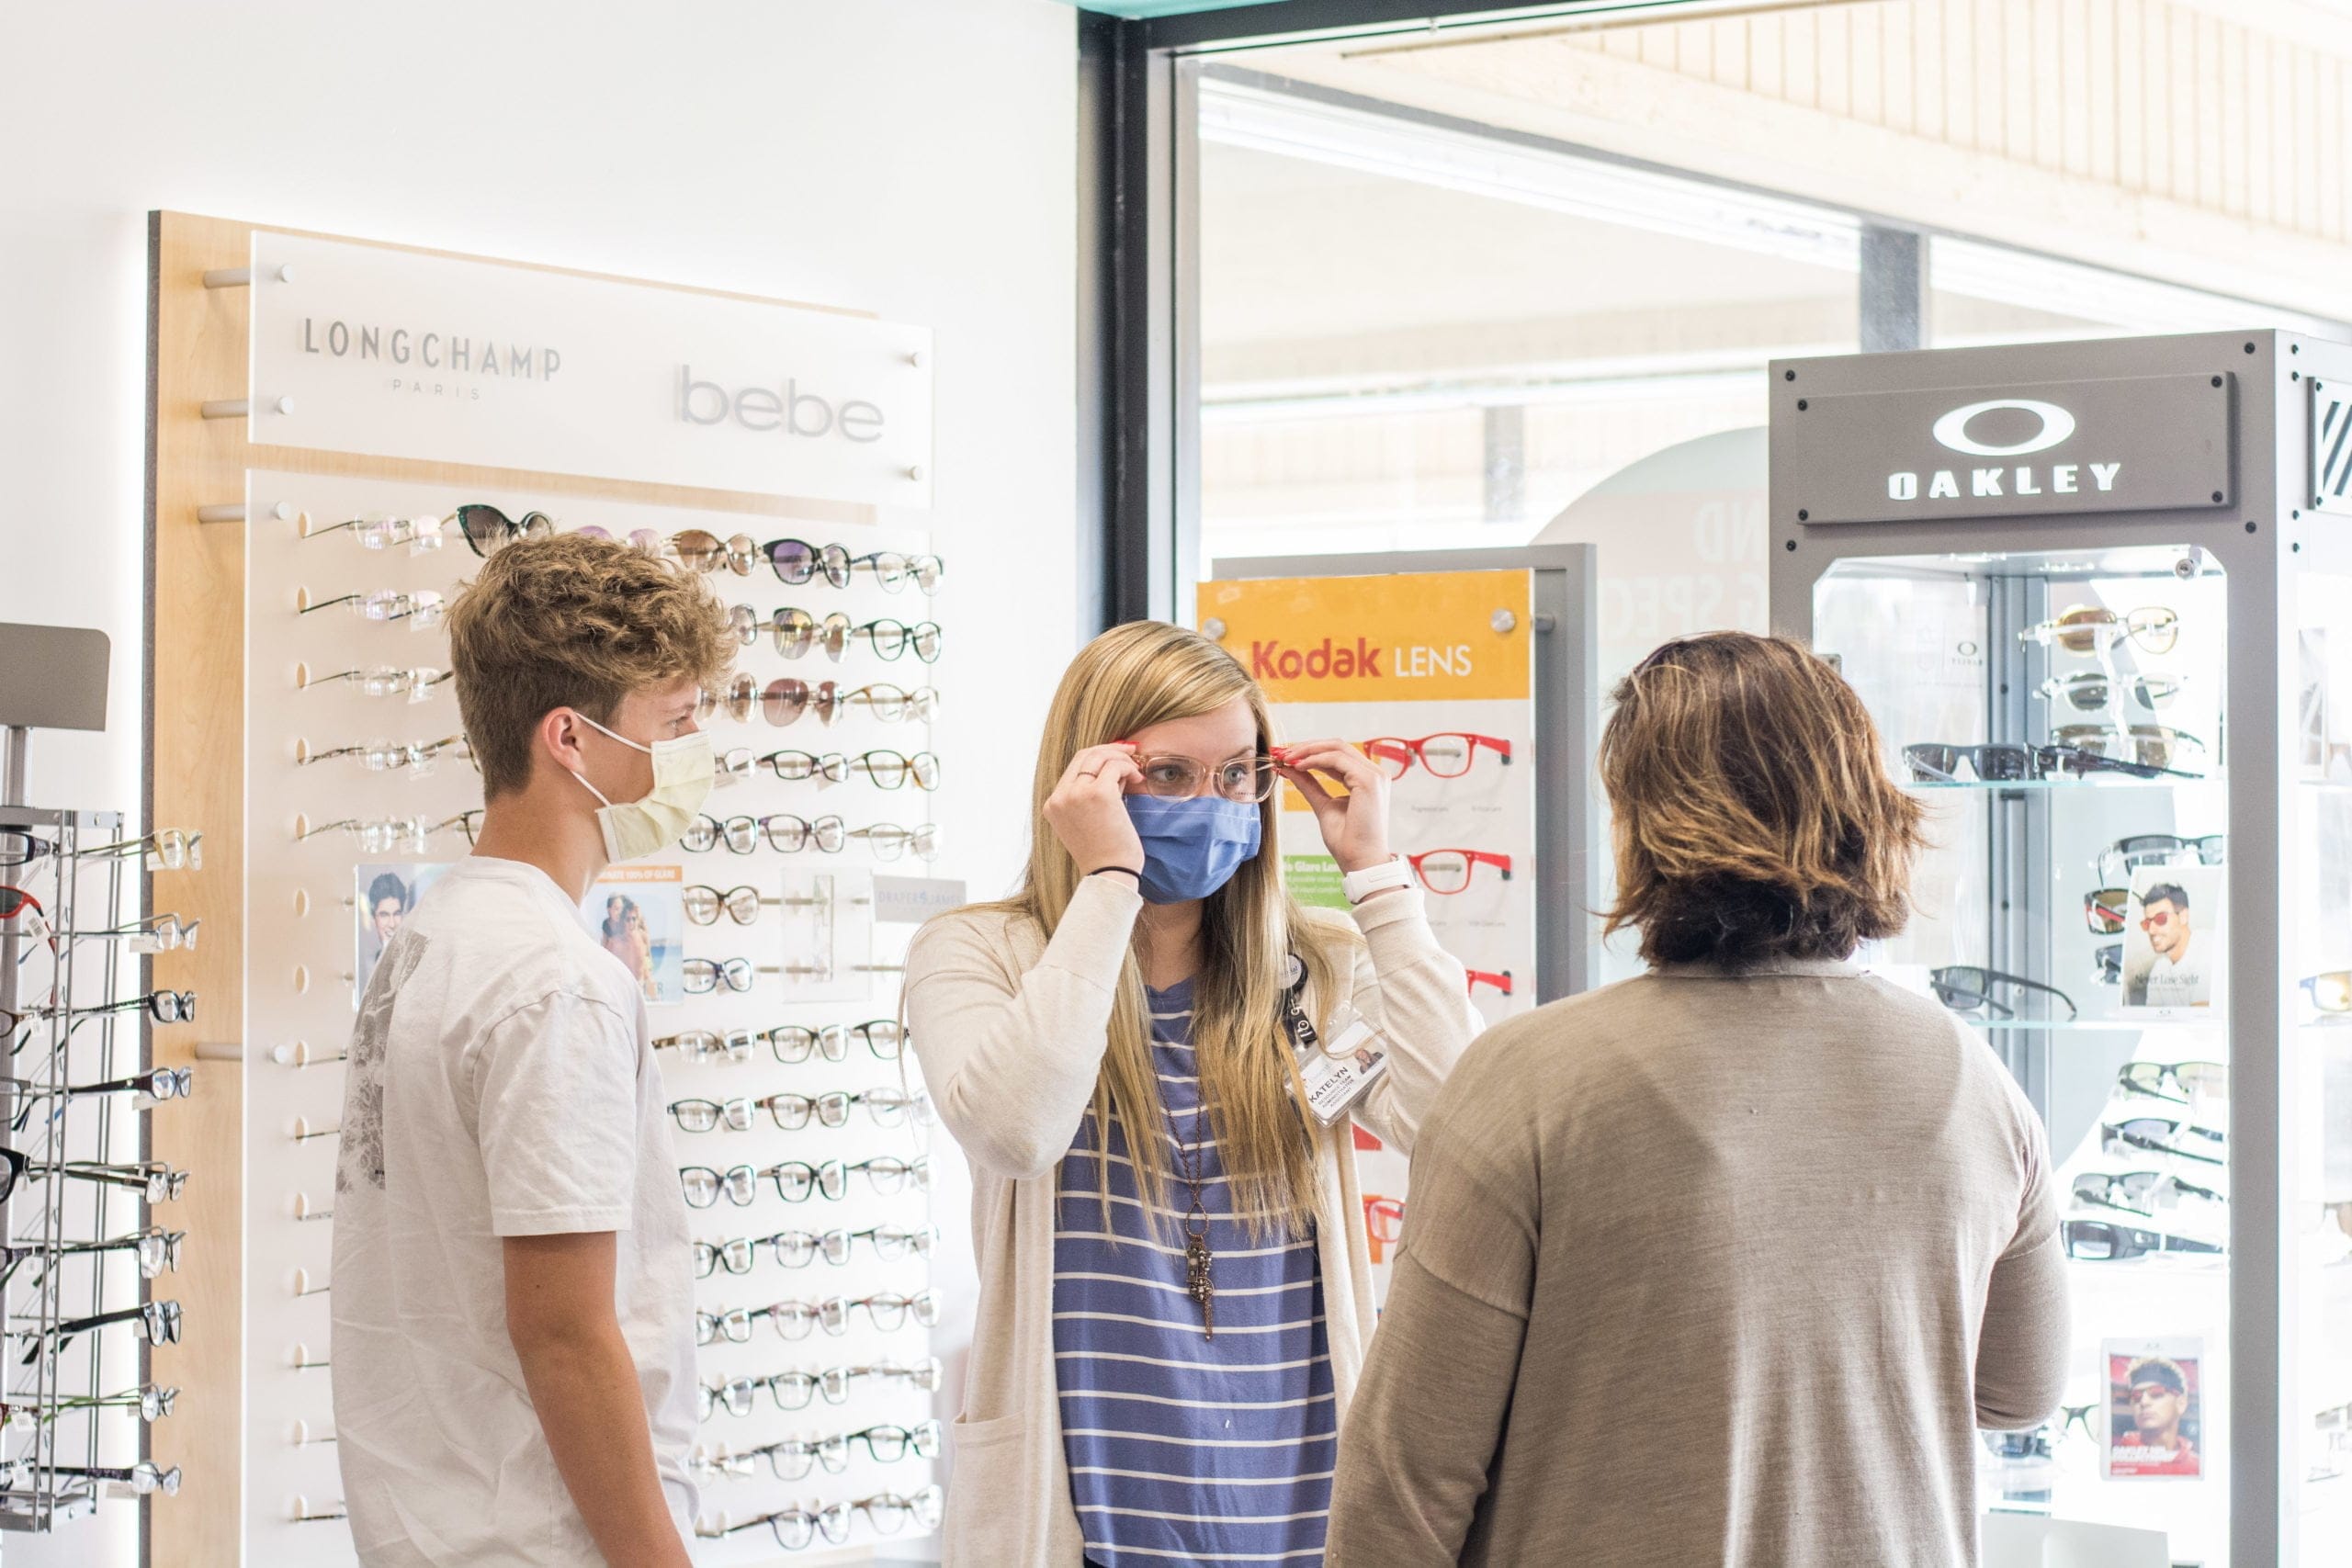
[1043,742,1147,876]
[1273,740,1392,874]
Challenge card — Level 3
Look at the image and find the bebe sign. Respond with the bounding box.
[251,231,933,506]
[677,369,884,444]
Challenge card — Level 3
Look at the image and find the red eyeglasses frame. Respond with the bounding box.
[1356,733,1513,780]
[1406,849,1512,894]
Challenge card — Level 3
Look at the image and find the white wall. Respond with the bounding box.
[0,1,1078,1561]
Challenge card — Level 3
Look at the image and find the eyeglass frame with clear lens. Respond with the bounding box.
[853,551,945,593]
[1129,752,1277,804]
[842,683,940,724]
[2018,604,2181,654]
[683,885,770,926]
[683,956,758,994]
[847,822,940,862]
[1407,848,1511,894]
[668,1098,756,1134]
[1358,731,1513,780]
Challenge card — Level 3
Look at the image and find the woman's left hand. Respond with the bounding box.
[1274,740,1392,874]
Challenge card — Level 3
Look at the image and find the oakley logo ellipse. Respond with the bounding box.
[1930,399,2077,457]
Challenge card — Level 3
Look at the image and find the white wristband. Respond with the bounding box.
[1340,855,1415,905]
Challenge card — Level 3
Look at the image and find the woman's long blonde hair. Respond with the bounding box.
[988,621,1353,1242]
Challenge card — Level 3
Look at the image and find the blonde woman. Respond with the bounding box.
[905,621,1479,1568]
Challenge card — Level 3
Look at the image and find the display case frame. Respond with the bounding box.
[1768,327,2352,1567]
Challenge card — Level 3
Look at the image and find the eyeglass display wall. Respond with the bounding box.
[148,212,952,1566]
[243,471,945,1562]
[1769,328,2352,1567]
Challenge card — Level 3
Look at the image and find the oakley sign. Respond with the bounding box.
[1774,370,2234,525]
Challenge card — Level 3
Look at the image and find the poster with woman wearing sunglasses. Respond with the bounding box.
[581,863,684,1005]
[2120,864,2222,1010]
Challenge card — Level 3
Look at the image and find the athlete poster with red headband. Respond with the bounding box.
[1200,569,1537,1304]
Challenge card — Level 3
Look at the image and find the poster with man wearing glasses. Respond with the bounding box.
[580,863,684,1006]
[2121,864,2222,1010]
[2104,1340,2204,1479]
[353,864,451,1005]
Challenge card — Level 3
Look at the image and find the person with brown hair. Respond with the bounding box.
[1327,631,2070,1568]
[331,534,737,1568]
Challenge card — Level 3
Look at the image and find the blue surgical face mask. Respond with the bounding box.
[1124,795,1262,905]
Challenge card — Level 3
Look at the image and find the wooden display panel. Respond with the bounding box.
[144,210,888,1565]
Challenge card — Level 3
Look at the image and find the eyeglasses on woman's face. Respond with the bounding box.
[1127,751,1277,804]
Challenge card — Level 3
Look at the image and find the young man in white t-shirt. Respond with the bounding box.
[332,534,737,1567]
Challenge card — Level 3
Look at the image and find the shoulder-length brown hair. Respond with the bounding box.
[1601,631,1926,966]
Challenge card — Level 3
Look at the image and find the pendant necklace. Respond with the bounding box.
[1162,1089,1216,1339]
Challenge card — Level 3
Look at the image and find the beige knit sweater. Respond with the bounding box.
[1326,957,2072,1568]
[903,874,1480,1568]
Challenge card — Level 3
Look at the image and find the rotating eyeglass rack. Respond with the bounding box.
[0,623,174,1537]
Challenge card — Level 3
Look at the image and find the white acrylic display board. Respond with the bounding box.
[243,469,944,1564]
[248,233,935,508]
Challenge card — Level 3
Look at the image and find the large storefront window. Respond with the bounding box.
[1199,74,1858,574]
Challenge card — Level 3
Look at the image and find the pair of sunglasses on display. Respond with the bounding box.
[305,503,551,558]
[2038,671,2187,712]
[1928,966,2075,1021]
[697,676,940,728]
[1903,739,2201,783]
[2018,604,2181,655]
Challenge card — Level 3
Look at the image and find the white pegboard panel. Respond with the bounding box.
[243,470,946,1564]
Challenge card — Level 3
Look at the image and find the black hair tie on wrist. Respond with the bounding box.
[1088,865,1142,880]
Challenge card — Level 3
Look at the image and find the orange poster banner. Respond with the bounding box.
[1199,570,1534,705]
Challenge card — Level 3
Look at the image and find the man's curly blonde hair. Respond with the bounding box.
[446,533,738,797]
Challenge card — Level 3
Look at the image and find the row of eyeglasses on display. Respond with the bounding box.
[0,823,202,1517]
[277,506,950,1545]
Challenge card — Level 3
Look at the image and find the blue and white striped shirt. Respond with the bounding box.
[1054,980,1333,1566]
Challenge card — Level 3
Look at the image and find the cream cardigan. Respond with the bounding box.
[902,873,1479,1568]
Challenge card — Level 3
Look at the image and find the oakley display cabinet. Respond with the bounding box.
[1770,329,2352,1567]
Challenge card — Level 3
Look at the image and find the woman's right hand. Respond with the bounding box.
[1043,742,1146,875]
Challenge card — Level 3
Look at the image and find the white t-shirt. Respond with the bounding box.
[331,856,698,1566]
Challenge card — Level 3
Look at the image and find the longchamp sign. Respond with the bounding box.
[1782,372,2235,525]
[246,232,933,506]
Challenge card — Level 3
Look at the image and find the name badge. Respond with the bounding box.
[1294,1003,1391,1127]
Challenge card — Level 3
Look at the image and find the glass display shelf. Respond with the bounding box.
[1906,775,2222,794]
[1961,1016,2225,1033]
